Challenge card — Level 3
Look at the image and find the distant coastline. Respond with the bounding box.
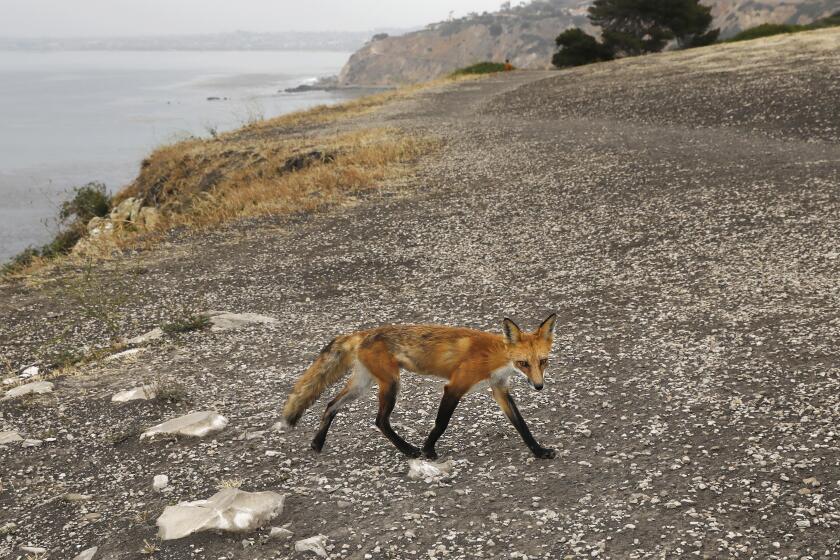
[0,29,413,52]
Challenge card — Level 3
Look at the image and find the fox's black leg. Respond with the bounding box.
[491,386,555,459]
[422,385,464,459]
[311,390,345,452]
[312,372,370,453]
[376,381,421,458]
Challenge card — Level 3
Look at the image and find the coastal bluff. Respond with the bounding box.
[337,0,838,86]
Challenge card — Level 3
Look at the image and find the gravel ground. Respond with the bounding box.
[1,30,839,559]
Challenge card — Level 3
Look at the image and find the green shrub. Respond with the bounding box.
[1,248,39,275]
[812,11,840,28]
[728,23,808,42]
[552,28,615,68]
[2,181,111,276]
[728,12,840,43]
[162,314,211,335]
[38,226,84,259]
[450,62,509,77]
[59,182,111,223]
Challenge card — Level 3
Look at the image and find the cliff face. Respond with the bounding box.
[338,1,591,86]
[337,0,837,86]
[711,0,838,37]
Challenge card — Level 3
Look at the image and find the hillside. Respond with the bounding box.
[1,28,839,559]
[712,0,839,37]
[338,1,590,86]
[338,0,838,85]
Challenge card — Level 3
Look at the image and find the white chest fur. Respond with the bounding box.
[470,362,520,393]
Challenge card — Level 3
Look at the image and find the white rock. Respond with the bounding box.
[205,311,278,332]
[112,384,157,403]
[269,525,294,540]
[664,500,681,509]
[110,197,142,223]
[407,459,453,482]
[0,431,23,445]
[796,519,811,528]
[156,488,285,541]
[295,535,329,558]
[153,475,169,491]
[103,348,143,362]
[127,327,164,345]
[20,546,47,554]
[3,380,54,400]
[22,438,43,448]
[21,365,39,378]
[141,411,228,439]
[73,546,98,560]
[63,493,92,502]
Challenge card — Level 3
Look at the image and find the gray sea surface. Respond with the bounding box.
[0,49,358,262]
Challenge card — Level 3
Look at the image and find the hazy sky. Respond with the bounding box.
[0,0,511,37]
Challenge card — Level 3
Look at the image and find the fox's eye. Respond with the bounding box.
[516,361,530,370]
[540,358,548,368]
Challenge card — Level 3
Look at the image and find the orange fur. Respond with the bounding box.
[282,316,556,425]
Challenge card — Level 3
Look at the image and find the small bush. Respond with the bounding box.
[728,12,840,43]
[728,23,808,42]
[2,182,110,276]
[2,248,39,275]
[813,11,840,28]
[39,226,84,259]
[59,182,111,224]
[161,314,211,335]
[449,62,509,77]
[552,28,615,68]
[154,378,188,403]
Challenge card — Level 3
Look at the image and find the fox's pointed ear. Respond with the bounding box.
[536,313,557,341]
[502,318,522,344]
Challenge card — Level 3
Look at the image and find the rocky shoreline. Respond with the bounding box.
[282,75,392,94]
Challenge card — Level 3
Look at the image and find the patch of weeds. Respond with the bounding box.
[216,478,243,490]
[133,510,152,524]
[161,314,210,336]
[107,425,141,446]
[15,393,53,409]
[51,348,86,370]
[153,378,188,404]
[38,428,57,439]
[140,538,160,555]
[449,61,509,77]
[62,258,130,343]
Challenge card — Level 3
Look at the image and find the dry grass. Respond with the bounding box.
[140,539,160,555]
[115,127,432,232]
[246,75,476,132]
[216,478,244,490]
[5,78,446,277]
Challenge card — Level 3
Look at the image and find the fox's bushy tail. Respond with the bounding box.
[282,335,357,427]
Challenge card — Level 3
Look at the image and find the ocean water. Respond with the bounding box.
[0,50,358,262]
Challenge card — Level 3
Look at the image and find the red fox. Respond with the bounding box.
[282,314,557,459]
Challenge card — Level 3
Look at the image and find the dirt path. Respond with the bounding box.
[1,30,839,559]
